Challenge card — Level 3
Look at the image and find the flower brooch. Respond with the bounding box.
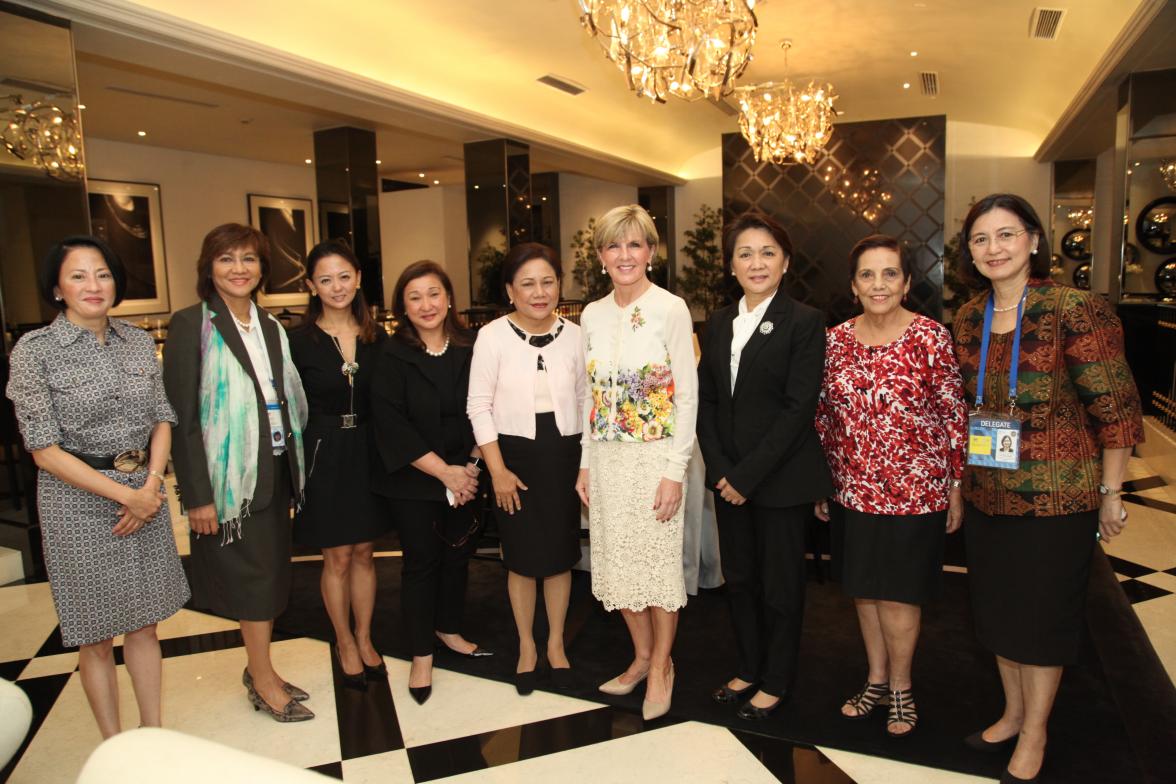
[759,321,774,335]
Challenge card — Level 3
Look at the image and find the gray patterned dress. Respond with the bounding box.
[6,316,190,646]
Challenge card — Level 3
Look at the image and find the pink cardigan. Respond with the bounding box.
[467,315,586,444]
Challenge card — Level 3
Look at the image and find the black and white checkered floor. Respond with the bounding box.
[1,456,1173,784]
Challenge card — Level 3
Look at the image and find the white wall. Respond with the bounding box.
[944,120,1051,237]
[378,185,469,309]
[557,173,637,295]
[84,137,317,315]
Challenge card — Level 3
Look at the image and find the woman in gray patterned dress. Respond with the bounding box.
[6,236,189,739]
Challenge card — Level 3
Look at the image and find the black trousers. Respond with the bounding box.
[393,499,478,657]
[715,499,809,697]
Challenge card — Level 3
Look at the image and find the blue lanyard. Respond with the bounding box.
[974,290,1024,411]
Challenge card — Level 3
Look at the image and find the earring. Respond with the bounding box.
[309,290,317,297]
[1031,248,1038,255]
[601,266,607,275]
[54,295,63,302]
[647,262,652,273]
[508,298,513,305]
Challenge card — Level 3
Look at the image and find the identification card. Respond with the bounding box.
[267,403,286,451]
[967,413,1020,470]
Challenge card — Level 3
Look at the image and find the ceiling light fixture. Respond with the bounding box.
[902,82,910,89]
[304,158,312,164]
[433,179,440,184]
[910,51,918,57]
[822,163,893,223]
[375,159,382,165]
[137,130,147,136]
[1066,206,1093,229]
[0,95,84,180]
[418,172,425,178]
[578,0,760,103]
[734,41,837,165]
[1158,159,1176,192]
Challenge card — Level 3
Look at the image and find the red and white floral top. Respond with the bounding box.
[814,314,967,515]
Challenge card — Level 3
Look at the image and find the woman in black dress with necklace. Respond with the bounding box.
[290,240,389,687]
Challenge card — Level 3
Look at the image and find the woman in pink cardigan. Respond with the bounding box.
[467,243,587,695]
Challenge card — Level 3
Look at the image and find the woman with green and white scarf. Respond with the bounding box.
[163,223,310,723]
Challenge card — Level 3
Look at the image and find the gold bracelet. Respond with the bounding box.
[148,470,166,483]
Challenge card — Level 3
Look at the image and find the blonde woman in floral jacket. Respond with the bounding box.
[575,204,697,721]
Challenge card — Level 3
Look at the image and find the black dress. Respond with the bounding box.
[290,324,390,547]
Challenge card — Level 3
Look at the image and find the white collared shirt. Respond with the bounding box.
[730,290,776,393]
[233,302,278,406]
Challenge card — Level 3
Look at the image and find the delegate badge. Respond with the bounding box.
[967,413,1021,470]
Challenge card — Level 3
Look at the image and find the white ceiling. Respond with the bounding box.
[31,0,1159,181]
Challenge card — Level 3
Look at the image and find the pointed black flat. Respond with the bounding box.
[736,696,784,721]
[436,643,495,659]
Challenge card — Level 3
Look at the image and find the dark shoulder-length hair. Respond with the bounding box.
[195,223,270,302]
[957,194,1052,288]
[722,211,794,270]
[39,235,127,310]
[848,234,911,282]
[299,239,378,343]
[391,260,472,350]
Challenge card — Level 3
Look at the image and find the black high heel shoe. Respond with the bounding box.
[409,685,432,705]
[334,645,367,691]
[964,729,1016,753]
[999,767,1039,783]
[435,641,495,658]
[712,680,757,704]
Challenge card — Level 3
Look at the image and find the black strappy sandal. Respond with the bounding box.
[841,681,889,720]
[887,687,918,737]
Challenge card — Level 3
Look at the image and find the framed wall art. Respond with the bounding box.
[87,179,170,316]
[248,194,315,307]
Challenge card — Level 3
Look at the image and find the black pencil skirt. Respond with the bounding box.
[964,504,1098,666]
[496,413,582,578]
[830,502,947,606]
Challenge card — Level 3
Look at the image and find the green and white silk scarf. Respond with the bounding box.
[198,303,307,542]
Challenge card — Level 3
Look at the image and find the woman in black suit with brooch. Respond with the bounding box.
[697,211,833,720]
[371,260,491,705]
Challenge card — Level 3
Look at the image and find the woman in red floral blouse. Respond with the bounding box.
[952,194,1143,784]
[814,234,967,738]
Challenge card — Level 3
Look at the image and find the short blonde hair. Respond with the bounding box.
[593,204,659,253]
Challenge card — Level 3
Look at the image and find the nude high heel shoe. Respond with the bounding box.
[642,662,674,720]
[598,668,648,696]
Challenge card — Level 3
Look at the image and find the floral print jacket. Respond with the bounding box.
[579,284,698,483]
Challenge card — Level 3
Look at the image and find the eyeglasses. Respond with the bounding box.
[968,229,1029,250]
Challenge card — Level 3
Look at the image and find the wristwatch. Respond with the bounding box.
[468,456,484,470]
[950,479,962,489]
[1097,484,1122,496]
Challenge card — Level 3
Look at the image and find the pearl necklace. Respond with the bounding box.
[424,337,450,357]
[992,291,1027,313]
[230,309,253,332]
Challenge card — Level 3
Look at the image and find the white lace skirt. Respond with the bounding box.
[588,439,687,612]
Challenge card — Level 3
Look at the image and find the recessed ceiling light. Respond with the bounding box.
[418,172,425,178]
[137,130,146,136]
[304,158,312,164]
[541,196,548,201]
[902,82,911,89]
[375,159,382,165]
[433,179,440,185]
[1133,161,1141,167]
[910,51,918,57]
[474,184,480,190]
[77,103,86,109]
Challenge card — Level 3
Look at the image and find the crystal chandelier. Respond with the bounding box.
[578,0,760,102]
[735,42,836,165]
[1160,159,1176,193]
[1066,207,1093,229]
[822,163,892,223]
[0,95,84,181]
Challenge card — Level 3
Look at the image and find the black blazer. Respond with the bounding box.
[370,336,475,502]
[162,293,302,513]
[696,292,833,507]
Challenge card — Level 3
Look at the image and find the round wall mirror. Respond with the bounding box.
[1061,228,1092,261]
[1072,262,1091,290]
[1156,258,1176,297]
[1136,197,1176,255]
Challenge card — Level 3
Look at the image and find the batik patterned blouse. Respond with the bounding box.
[952,280,1144,517]
[579,284,697,482]
[814,315,967,515]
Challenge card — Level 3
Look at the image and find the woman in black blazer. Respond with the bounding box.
[371,260,489,705]
[697,212,833,720]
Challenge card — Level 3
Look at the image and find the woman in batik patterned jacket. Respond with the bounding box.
[952,194,1143,784]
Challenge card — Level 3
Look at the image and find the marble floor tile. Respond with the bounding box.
[382,656,603,749]
[113,608,238,645]
[18,651,78,680]
[341,749,415,783]
[1101,503,1176,573]
[1132,594,1176,684]
[1138,571,1176,594]
[0,583,58,663]
[430,720,779,783]
[9,638,340,784]
[818,746,995,784]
